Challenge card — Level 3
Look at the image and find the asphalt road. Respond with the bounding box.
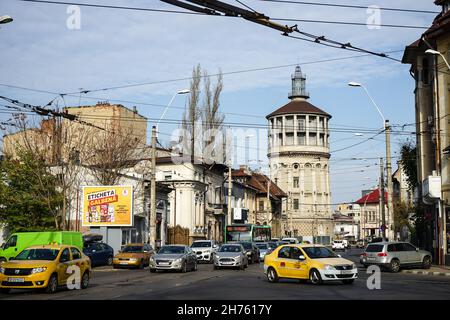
[1,249,450,300]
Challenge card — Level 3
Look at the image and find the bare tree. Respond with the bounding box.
[181,64,225,163]
[86,125,143,185]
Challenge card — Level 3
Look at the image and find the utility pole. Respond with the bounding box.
[267,179,271,227]
[385,120,394,241]
[149,125,157,247]
[380,158,387,240]
[227,163,232,226]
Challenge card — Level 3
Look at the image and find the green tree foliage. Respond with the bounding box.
[0,151,63,233]
[400,141,417,190]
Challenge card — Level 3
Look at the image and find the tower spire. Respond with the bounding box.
[288,65,309,100]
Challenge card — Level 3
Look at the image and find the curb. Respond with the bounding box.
[401,269,450,277]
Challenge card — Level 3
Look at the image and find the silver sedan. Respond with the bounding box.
[149,245,197,273]
[213,244,248,270]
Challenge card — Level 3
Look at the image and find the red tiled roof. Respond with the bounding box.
[355,189,388,205]
[250,173,287,199]
[266,100,331,119]
[232,168,251,177]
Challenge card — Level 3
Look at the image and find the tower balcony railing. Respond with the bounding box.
[289,91,310,98]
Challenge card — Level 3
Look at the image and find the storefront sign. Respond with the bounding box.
[82,186,133,227]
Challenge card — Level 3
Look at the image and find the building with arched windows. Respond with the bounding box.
[266,66,333,243]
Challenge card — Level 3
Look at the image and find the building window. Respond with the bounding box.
[293,199,299,210]
[285,116,294,133]
[319,134,325,146]
[298,116,306,131]
[309,133,317,146]
[293,177,299,188]
[259,200,264,211]
[297,133,306,145]
[286,132,294,145]
[309,116,317,131]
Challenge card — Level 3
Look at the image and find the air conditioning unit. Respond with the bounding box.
[422,175,441,204]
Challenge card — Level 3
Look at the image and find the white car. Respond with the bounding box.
[332,240,346,251]
[281,237,299,244]
[190,240,218,263]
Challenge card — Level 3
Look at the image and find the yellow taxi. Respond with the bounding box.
[112,243,154,269]
[264,244,357,285]
[0,244,92,294]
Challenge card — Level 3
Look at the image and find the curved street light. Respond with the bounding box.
[0,15,13,24]
[425,49,450,70]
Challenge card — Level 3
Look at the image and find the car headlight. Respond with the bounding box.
[0,267,5,274]
[351,263,357,269]
[214,256,220,260]
[174,258,183,264]
[31,267,47,274]
[324,265,335,271]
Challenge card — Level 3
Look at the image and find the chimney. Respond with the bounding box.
[133,106,138,114]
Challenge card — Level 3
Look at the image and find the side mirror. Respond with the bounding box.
[299,255,306,260]
[144,250,149,253]
[338,254,342,258]
[416,248,419,252]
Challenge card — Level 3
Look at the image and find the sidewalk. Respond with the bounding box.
[401,265,450,277]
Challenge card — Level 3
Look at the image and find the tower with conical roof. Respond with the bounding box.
[266,66,333,242]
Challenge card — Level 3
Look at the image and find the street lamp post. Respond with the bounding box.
[149,89,189,246]
[156,89,190,136]
[349,82,392,241]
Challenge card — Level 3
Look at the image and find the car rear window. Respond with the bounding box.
[365,244,384,252]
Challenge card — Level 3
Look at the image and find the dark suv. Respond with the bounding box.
[238,242,260,264]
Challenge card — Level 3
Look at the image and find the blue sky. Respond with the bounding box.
[0,0,437,205]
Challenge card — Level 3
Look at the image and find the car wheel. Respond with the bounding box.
[267,267,279,283]
[138,260,144,269]
[45,274,58,294]
[150,268,156,273]
[193,261,198,271]
[240,263,245,270]
[214,265,219,270]
[107,256,113,266]
[342,279,355,285]
[422,256,432,269]
[389,259,401,273]
[0,288,11,294]
[0,257,6,263]
[81,272,89,289]
[181,261,187,273]
[309,269,322,285]
[248,256,253,265]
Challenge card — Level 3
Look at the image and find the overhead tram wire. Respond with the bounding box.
[252,0,439,15]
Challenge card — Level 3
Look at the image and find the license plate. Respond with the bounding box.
[341,270,353,275]
[120,262,129,265]
[221,262,233,265]
[367,257,376,261]
[8,277,24,283]
[159,262,170,266]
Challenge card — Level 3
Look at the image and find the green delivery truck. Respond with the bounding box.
[0,231,83,262]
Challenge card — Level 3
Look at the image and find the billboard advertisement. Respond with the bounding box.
[82,186,133,227]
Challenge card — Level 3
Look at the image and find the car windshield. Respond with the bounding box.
[268,242,278,248]
[303,247,339,259]
[219,245,241,253]
[158,246,185,254]
[14,248,60,261]
[255,243,268,249]
[191,242,212,248]
[365,244,384,253]
[239,242,252,250]
[122,246,144,253]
